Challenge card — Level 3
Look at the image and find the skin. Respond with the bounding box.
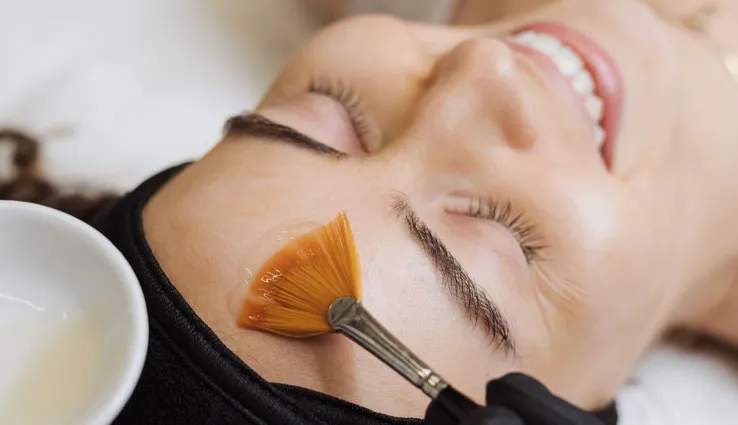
[142,0,738,418]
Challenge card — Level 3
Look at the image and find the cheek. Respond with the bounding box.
[356,223,516,401]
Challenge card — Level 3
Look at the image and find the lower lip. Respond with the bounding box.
[510,23,624,170]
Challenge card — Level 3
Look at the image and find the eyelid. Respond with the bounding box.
[445,195,546,263]
[257,92,367,155]
[307,76,379,152]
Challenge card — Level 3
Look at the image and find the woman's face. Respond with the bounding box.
[145,0,738,416]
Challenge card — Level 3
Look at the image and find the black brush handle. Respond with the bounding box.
[427,385,521,425]
[435,385,482,419]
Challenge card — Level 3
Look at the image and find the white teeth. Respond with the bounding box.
[585,95,604,123]
[511,31,600,99]
[510,30,606,146]
[551,47,583,77]
[594,125,606,148]
[572,70,595,95]
[511,31,586,77]
[524,33,562,55]
[513,31,538,44]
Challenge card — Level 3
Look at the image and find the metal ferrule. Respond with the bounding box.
[326,296,449,399]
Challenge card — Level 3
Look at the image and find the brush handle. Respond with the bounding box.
[327,296,451,399]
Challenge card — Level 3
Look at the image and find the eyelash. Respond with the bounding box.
[463,197,546,263]
[307,76,372,142]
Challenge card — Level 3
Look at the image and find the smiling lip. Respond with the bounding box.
[507,23,624,170]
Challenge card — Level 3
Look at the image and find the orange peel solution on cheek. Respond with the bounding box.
[226,220,319,321]
[231,213,362,338]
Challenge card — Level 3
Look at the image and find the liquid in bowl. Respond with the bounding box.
[0,290,105,425]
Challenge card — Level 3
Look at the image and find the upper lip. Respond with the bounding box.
[506,22,624,170]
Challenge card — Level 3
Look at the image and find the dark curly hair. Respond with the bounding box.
[0,129,121,223]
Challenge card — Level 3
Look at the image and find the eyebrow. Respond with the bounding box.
[223,113,346,158]
[393,195,515,353]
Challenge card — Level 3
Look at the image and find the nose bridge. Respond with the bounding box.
[412,38,536,155]
[432,38,524,117]
[434,37,518,95]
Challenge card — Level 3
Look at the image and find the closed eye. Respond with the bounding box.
[307,76,375,150]
[447,196,546,263]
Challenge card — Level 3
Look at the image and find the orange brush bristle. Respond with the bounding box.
[237,212,362,338]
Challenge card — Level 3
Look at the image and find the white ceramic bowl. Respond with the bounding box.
[0,201,148,425]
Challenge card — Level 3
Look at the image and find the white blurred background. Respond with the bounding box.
[0,1,324,190]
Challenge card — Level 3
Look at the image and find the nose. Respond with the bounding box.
[419,37,537,151]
